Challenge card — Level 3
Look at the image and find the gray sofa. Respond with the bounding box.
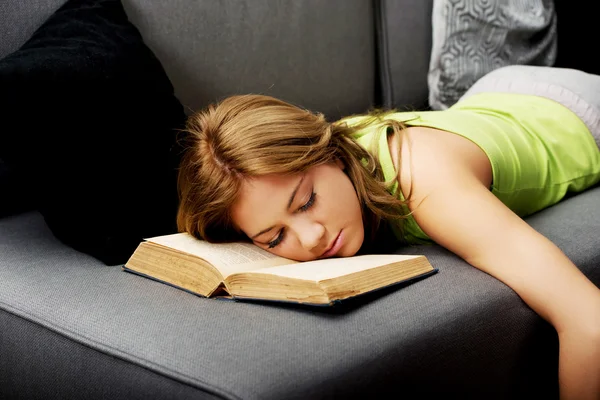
[1,1,598,399]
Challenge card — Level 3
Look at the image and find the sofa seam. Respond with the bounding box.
[374,0,393,109]
[0,301,243,400]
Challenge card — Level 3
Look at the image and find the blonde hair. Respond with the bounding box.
[176,94,412,246]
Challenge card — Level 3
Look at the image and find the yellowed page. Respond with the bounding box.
[145,233,295,277]
[241,254,423,281]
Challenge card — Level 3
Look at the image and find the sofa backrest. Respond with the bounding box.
[0,0,67,58]
[0,0,434,119]
[122,0,377,120]
[376,0,434,111]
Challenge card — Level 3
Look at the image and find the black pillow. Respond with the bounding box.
[0,159,35,218]
[0,0,188,265]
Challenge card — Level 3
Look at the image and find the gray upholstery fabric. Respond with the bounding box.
[1,0,598,398]
[1,0,375,121]
[375,0,434,111]
[2,186,598,398]
[0,310,220,400]
[428,0,557,110]
[0,0,67,59]
[122,0,375,120]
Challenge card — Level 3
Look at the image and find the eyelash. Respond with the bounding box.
[268,192,316,249]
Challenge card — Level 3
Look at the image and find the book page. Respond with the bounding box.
[145,233,295,277]
[241,254,423,281]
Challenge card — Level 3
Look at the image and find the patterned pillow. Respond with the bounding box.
[427,0,557,110]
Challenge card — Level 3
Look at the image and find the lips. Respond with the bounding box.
[320,230,342,258]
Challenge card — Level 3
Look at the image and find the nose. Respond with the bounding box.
[294,218,326,251]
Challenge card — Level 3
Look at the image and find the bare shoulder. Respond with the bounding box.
[388,126,600,338]
[387,126,493,204]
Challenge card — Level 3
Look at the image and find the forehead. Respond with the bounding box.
[230,172,303,232]
[242,173,300,194]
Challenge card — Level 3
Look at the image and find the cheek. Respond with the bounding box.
[269,239,318,262]
[256,242,286,259]
[336,180,362,219]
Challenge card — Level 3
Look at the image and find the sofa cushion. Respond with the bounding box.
[2,185,598,398]
[0,0,188,265]
[427,0,557,110]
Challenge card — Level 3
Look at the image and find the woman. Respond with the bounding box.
[177,65,600,399]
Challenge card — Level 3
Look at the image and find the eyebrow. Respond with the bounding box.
[250,175,305,240]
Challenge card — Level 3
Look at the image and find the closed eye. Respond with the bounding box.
[267,192,317,249]
[298,192,316,212]
[268,229,284,248]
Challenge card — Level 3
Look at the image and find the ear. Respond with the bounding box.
[334,158,345,170]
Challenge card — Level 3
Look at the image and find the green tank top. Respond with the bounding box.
[342,92,600,244]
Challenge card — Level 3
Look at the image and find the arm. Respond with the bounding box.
[396,129,600,399]
[414,181,600,398]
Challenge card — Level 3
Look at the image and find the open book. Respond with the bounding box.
[122,232,437,306]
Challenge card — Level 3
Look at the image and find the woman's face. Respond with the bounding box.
[230,161,364,261]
